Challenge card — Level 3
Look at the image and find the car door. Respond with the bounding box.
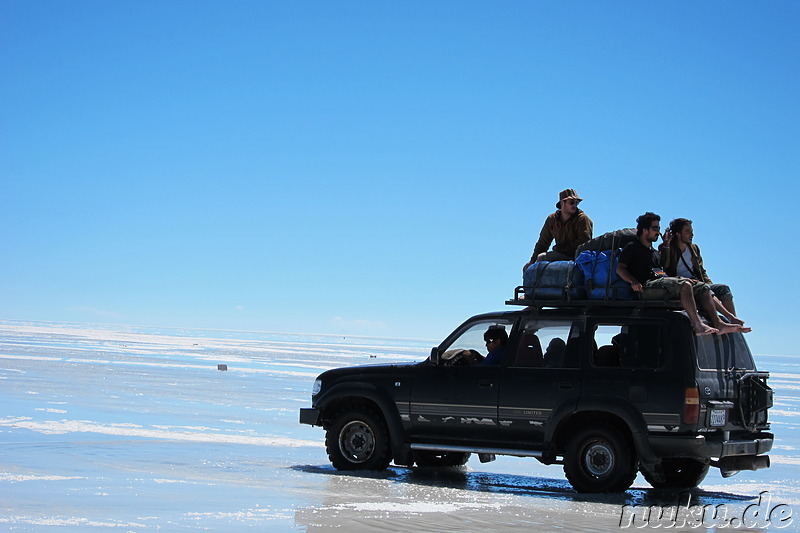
[408,318,514,441]
[581,317,676,432]
[408,365,503,440]
[498,318,583,444]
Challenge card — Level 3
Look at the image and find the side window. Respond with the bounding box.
[440,319,515,366]
[593,322,666,369]
[512,319,580,368]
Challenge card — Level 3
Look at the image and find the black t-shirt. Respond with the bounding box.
[618,240,660,285]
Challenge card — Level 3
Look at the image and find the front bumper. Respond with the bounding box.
[649,432,773,459]
[299,408,321,426]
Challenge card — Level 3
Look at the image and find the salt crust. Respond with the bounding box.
[0,416,318,447]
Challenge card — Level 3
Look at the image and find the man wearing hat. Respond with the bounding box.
[523,188,593,272]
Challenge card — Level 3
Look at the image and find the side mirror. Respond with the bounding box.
[429,346,441,365]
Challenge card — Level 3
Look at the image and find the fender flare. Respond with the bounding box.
[315,382,408,463]
[548,396,659,467]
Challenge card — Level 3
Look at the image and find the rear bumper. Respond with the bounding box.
[299,408,321,426]
[649,432,773,459]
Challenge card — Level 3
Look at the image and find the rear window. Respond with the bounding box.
[695,333,755,370]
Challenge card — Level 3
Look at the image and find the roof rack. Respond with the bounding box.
[505,286,684,310]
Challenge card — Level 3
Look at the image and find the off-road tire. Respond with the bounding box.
[563,423,637,493]
[325,406,391,470]
[641,459,709,489]
[413,451,471,467]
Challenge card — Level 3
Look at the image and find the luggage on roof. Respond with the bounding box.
[511,228,679,308]
[522,261,585,300]
[576,228,637,255]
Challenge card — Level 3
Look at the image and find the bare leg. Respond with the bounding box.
[720,294,737,317]
[712,295,745,326]
[680,282,718,335]
[698,290,741,335]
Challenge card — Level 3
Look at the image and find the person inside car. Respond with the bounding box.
[481,325,509,365]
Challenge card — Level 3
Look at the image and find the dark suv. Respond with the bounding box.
[299,297,773,493]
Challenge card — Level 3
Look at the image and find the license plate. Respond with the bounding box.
[710,409,726,426]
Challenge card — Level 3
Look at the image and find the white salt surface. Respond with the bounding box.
[1,320,799,532]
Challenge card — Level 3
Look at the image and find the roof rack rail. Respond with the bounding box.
[505,286,684,309]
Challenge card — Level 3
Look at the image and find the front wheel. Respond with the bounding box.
[563,423,636,493]
[326,406,391,470]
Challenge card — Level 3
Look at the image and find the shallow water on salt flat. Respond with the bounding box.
[1,320,798,532]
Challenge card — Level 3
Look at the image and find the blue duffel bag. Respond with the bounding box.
[523,261,586,300]
[575,249,634,300]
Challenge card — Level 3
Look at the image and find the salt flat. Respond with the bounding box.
[1,320,798,532]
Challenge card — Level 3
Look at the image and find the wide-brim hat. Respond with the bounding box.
[556,188,583,209]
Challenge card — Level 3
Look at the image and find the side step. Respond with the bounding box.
[410,443,544,458]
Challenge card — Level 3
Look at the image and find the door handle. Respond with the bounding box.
[478,380,494,389]
[558,382,575,390]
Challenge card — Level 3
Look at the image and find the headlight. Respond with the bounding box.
[312,379,322,396]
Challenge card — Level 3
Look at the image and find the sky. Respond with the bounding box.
[1,1,798,355]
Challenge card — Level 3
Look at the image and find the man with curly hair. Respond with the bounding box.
[616,212,747,336]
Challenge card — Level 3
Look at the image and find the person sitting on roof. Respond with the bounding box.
[615,212,748,336]
[659,217,744,326]
[523,188,593,273]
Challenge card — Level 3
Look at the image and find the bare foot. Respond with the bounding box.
[694,323,719,336]
[728,316,745,326]
[737,325,752,333]
[716,323,742,335]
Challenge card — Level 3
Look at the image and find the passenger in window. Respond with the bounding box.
[481,325,508,365]
[523,188,593,272]
[543,337,566,368]
[616,212,749,336]
[659,218,744,326]
[516,332,543,367]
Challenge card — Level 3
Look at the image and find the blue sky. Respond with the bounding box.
[1,2,798,355]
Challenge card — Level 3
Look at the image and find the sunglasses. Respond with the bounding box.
[650,226,661,231]
[564,199,579,206]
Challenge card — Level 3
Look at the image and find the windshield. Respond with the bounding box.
[695,332,755,371]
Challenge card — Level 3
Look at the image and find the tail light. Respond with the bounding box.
[683,387,700,424]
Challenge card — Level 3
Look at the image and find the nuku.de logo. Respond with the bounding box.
[619,491,793,529]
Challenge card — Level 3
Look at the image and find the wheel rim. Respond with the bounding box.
[583,440,615,477]
[339,420,375,463]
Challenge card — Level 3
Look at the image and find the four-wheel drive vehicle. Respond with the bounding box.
[299,299,773,493]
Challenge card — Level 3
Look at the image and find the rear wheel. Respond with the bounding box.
[641,459,709,489]
[325,406,391,470]
[564,423,636,493]
[413,450,470,467]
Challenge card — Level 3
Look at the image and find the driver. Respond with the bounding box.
[481,325,508,365]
